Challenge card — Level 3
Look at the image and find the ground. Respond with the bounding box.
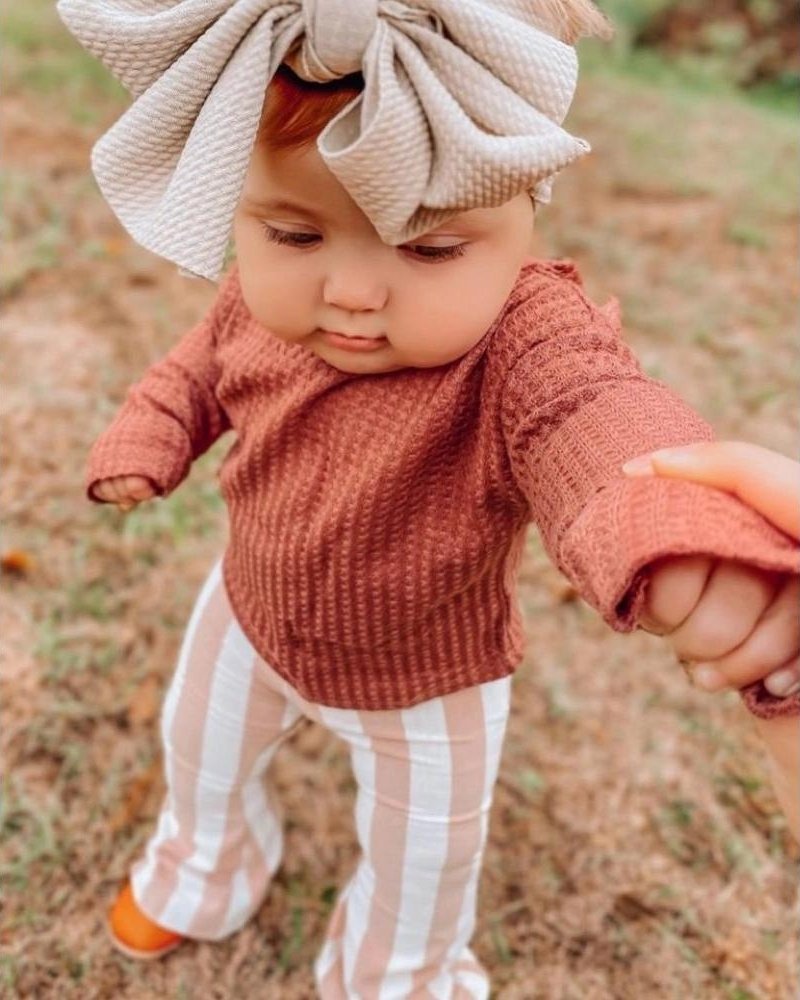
[1,6,798,999]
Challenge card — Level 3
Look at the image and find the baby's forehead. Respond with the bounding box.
[243,140,531,236]
[428,198,534,233]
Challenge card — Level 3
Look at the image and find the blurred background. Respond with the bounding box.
[1,2,798,997]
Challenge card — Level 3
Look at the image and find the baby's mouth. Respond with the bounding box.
[319,330,388,353]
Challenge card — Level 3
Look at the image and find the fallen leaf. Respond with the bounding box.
[1,549,34,575]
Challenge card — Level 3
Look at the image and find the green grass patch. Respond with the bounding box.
[34,615,117,683]
[0,775,67,893]
[581,3,800,120]
[120,479,225,546]
[725,219,771,249]
[1,0,126,122]
[584,43,788,114]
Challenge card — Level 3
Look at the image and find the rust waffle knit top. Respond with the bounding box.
[85,258,800,717]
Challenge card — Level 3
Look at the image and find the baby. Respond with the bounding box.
[59,1,799,996]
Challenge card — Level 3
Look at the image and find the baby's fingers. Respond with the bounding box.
[92,478,125,504]
[119,476,156,508]
[687,577,800,694]
[642,554,712,633]
[667,560,780,664]
[93,475,155,509]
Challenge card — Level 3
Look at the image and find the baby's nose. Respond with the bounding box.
[323,270,388,312]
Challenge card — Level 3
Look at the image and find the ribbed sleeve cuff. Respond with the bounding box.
[85,411,192,502]
[558,476,800,720]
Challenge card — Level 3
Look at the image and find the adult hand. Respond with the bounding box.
[624,441,799,698]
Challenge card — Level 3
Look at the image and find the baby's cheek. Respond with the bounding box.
[393,320,489,368]
[388,255,517,366]
[241,278,306,343]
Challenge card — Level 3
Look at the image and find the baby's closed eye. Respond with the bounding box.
[258,222,468,263]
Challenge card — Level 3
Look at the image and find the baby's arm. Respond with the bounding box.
[86,267,240,503]
[498,267,799,719]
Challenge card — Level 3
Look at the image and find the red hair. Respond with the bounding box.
[257,64,364,153]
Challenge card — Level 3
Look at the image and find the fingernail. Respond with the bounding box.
[692,665,727,692]
[764,668,800,697]
[649,447,697,468]
[622,455,655,476]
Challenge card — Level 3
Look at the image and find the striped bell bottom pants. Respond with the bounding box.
[129,558,512,999]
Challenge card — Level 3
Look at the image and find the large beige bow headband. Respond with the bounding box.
[57,0,591,281]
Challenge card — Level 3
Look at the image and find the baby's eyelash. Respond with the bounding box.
[259,223,467,263]
[410,243,466,262]
[261,224,318,248]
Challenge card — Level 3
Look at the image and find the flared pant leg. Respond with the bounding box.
[129,558,304,940]
[307,675,512,999]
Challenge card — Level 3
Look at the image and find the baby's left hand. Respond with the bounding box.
[641,555,800,697]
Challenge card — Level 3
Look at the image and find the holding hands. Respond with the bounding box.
[623,442,800,700]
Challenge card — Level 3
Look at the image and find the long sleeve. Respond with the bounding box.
[85,267,240,501]
[500,272,800,719]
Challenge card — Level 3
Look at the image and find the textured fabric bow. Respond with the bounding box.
[57,0,590,281]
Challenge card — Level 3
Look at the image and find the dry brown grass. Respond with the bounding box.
[1,8,798,999]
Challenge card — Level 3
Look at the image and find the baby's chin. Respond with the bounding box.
[308,340,468,375]
[308,338,408,375]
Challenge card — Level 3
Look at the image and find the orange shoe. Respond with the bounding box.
[107,881,185,960]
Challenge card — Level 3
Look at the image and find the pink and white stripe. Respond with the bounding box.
[129,558,511,998]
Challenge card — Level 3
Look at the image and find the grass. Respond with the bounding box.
[120,479,225,547]
[589,67,795,220]
[583,40,798,116]
[0,171,69,295]
[1,1,125,124]
[0,776,66,895]
[726,219,770,249]
[581,0,800,119]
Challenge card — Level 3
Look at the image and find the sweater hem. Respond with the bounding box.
[221,552,520,711]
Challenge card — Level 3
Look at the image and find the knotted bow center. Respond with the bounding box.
[301,0,379,80]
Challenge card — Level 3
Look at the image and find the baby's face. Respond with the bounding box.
[233,140,535,374]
